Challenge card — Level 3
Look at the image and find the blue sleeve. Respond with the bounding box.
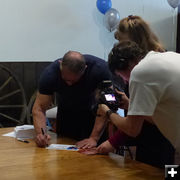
[38,64,57,95]
[95,61,112,83]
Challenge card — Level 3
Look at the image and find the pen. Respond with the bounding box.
[41,127,47,135]
[17,138,29,143]
[41,128,45,135]
[41,127,48,147]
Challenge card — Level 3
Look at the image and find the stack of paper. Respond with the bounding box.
[14,125,35,139]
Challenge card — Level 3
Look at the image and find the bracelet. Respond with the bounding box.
[106,109,113,119]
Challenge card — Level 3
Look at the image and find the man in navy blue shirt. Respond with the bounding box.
[32,51,112,147]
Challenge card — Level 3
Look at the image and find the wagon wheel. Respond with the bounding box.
[0,65,27,127]
[26,90,57,125]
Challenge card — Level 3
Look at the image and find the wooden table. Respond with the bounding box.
[0,128,164,180]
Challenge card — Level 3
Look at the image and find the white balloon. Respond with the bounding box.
[103,8,120,32]
[167,0,180,8]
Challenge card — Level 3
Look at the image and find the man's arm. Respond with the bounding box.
[32,92,53,147]
[76,87,107,149]
[76,114,107,149]
[76,89,130,149]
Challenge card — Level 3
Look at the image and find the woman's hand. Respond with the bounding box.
[115,89,129,110]
[78,147,98,155]
[78,140,115,155]
[97,140,115,154]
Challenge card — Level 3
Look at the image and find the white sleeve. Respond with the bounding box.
[127,56,168,116]
[128,80,159,116]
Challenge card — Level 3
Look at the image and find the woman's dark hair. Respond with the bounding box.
[108,40,145,73]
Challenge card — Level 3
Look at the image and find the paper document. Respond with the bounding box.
[14,125,35,139]
[46,144,79,151]
[2,131,16,137]
[2,125,35,139]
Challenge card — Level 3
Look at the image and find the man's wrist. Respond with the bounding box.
[89,136,98,142]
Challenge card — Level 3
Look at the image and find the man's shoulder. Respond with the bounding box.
[131,52,169,82]
[84,54,109,73]
[38,60,60,94]
[43,60,60,74]
[47,59,60,69]
[84,54,107,65]
[83,54,111,81]
[40,59,60,83]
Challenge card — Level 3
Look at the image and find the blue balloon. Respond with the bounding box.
[96,0,112,14]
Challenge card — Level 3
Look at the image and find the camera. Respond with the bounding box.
[97,80,121,112]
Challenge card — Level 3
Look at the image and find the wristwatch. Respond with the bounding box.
[106,109,113,119]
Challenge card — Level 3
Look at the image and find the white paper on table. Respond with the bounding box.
[46,144,79,151]
[14,125,35,139]
[2,131,16,137]
[2,125,35,139]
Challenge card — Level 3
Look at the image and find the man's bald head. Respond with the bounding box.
[62,51,86,74]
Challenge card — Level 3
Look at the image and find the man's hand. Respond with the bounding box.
[35,133,51,148]
[33,92,53,148]
[76,104,110,150]
[76,137,97,149]
[97,140,115,154]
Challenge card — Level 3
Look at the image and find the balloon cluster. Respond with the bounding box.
[167,0,180,8]
[96,0,120,32]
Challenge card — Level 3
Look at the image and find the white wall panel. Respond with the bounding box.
[0,0,177,62]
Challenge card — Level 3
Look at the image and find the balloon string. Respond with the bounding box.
[142,0,144,15]
[104,47,106,60]
[104,44,107,61]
